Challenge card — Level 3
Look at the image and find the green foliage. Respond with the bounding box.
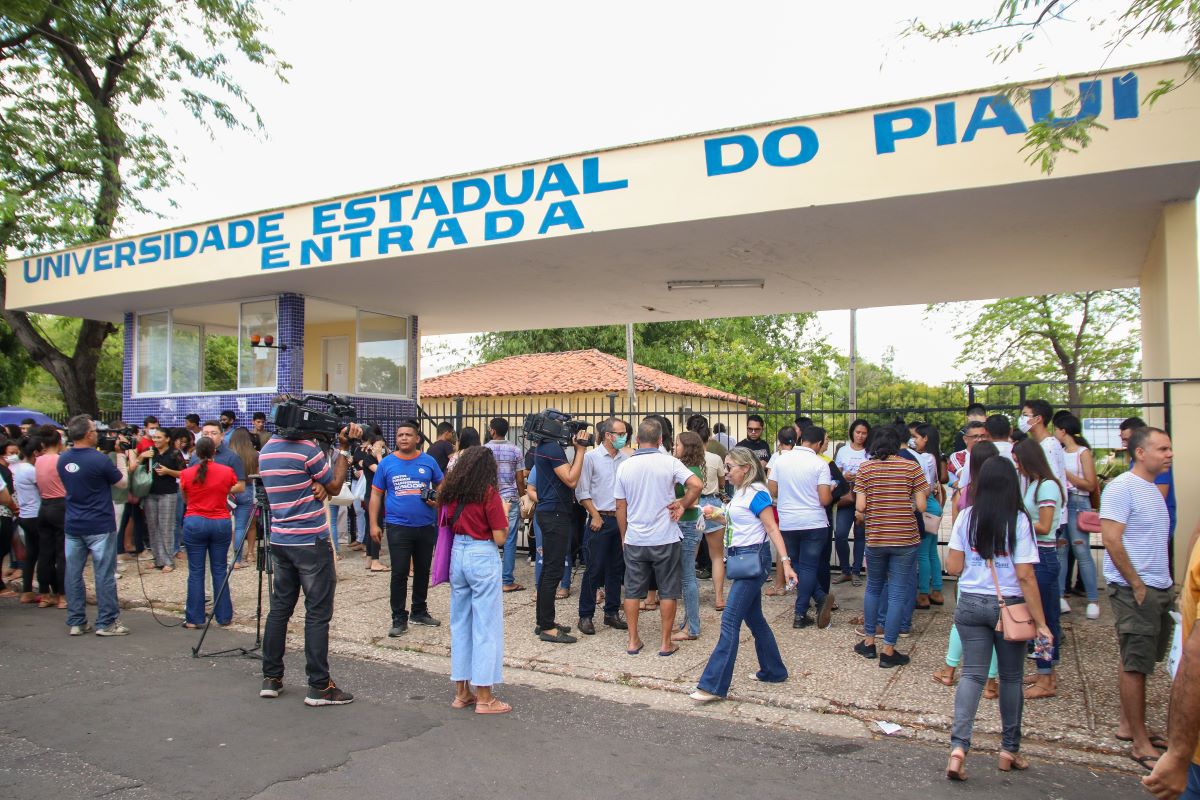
[0,317,35,405]
[357,356,404,395]
[0,0,288,414]
[18,316,123,412]
[905,0,1199,173]
[929,290,1141,409]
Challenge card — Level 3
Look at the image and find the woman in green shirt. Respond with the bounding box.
[674,431,707,640]
[1013,438,1064,700]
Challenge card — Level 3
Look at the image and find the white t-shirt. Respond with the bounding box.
[12,461,40,519]
[1100,471,1173,590]
[614,449,696,547]
[773,447,834,530]
[1062,447,1087,494]
[835,444,868,477]
[1038,436,1068,528]
[950,507,1039,597]
[724,482,774,547]
[957,441,1016,494]
[915,451,938,494]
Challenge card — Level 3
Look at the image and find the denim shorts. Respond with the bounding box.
[698,495,724,534]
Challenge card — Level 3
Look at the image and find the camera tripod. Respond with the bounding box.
[191,478,273,659]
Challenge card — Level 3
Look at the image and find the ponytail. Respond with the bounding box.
[193,436,216,486]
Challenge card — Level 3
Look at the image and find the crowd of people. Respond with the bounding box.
[2,401,1197,797]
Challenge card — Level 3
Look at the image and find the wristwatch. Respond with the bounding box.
[337,449,351,459]
[781,556,792,562]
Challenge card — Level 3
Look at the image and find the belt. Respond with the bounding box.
[597,510,616,517]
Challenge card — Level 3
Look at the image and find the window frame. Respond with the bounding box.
[131,296,279,398]
[353,308,411,399]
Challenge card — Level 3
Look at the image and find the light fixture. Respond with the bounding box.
[666,279,765,291]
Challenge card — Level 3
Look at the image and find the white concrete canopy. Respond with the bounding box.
[9,59,1200,335]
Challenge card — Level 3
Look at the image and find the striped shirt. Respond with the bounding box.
[484,439,523,500]
[259,436,332,546]
[855,457,928,547]
[1101,471,1172,590]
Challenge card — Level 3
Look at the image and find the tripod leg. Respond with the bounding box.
[192,522,248,657]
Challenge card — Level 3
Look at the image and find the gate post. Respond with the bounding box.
[454,396,464,433]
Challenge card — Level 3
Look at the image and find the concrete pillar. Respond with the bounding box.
[1139,199,1200,582]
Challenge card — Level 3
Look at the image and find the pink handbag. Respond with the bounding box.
[1076,510,1102,533]
[988,560,1037,642]
[430,504,465,587]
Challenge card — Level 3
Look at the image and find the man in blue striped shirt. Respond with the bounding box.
[259,420,361,707]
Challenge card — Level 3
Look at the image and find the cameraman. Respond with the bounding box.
[58,415,129,636]
[369,419,444,637]
[259,419,361,706]
[533,425,591,644]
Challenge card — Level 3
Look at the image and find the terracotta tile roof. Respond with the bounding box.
[420,349,759,406]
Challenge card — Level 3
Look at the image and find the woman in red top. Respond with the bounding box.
[179,437,244,628]
[438,446,510,714]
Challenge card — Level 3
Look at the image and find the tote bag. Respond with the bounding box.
[430,502,467,587]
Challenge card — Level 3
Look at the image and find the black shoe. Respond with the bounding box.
[410,611,441,627]
[578,617,596,636]
[388,620,408,637]
[260,676,283,698]
[533,624,572,635]
[793,614,814,629]
[697,569,712,580]
[854,641,877,659]
[879,649,911,669]
[304,680,354,706]
[603,614,628,631]
[538,627,577,644]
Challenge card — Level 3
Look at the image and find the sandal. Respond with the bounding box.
[502,584,526,593]
[946,748,967,781]
[639,601,659,612]
[1128,753,1160,772]
[983,678,1000,700]
[932,666,956,686]
[451,694,477,709]
[161,566,174,574]
[369,565,391,573]
[475,698,512,715]
[1023,682,1056,700]
[1117,734,1169,749]
[671,630,699,641]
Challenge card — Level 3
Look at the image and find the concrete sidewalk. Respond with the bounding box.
[101,543,1170,775]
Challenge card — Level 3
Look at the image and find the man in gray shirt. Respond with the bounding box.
[576,418,631,635]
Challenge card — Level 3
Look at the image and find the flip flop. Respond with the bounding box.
[1128,753,1160,772]
[502,584,526,593]
[658,647,679,657]
[1117,734,1168,749]
[626,642,645,655]
[369,566,391,573]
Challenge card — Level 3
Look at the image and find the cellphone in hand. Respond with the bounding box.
[1033,635,1052,660]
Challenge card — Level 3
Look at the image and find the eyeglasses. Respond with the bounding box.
[964,434,986,441]
[746,427,763,433]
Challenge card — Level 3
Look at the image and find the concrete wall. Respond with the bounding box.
[1139,200,1199,582]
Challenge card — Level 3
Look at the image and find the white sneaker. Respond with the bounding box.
[1059,598,1072,614]
[69,623,94,636]
[1086,602,1100,619]
[96,622,130,636]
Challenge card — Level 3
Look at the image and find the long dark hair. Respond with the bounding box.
[676,431,705,469]
[1013,438,1064,505]
[916,422,944,475]
[967,457,1026,559]
[1055,413,1090,448]
[869,427,900,460]
[964,441,999,508]
[645,414,674,450]
[193,436,215,486]
[437,446,498,507]
[456,426,482,450]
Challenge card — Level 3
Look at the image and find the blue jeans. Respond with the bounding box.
[1033,545,1061,672]
[917,532,943,594]
[678,520,704,636]
[579,515,625,619]
[501,499,521,586]
[951,592,1028,754]
[876,553,919,635]
[65,531,119,629]
[1060,495,1098,601]
[183,516,234,625]
[232,489,254,560]
[533,516,571,591]
[174,495,186,553]
[834,505,864,576]
[1184,762,1200,799]
[697,542,787,696]
[782,527,829,619]
[863,544,919,646]
[449,536,504,687]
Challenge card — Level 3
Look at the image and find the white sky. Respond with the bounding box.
[122,0,1185,382]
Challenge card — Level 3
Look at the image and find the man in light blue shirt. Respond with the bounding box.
[575,417,631,636]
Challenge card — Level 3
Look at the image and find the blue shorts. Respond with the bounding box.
[698,495,724,534]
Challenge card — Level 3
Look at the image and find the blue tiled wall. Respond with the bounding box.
[120,294,419,429]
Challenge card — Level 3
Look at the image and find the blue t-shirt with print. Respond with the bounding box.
[533,441,572,512]
[58,447,123,536]
[372,452,443,527]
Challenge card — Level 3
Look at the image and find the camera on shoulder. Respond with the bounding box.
[523,408,593,448]
[97,426,138,453]
[272,393,362,443]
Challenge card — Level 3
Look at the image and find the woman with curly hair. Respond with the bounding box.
[438,445,511,714]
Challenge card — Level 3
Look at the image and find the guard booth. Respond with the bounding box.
[7,58,1200,576]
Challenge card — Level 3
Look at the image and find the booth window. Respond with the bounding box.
[135,312,169,394]
[356,311,408,396]
[239,300,278,390]
[132,299,276,395]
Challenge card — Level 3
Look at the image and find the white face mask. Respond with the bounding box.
[907,438,917,449]
[4,454,17,464]
[1018,416,1034,433]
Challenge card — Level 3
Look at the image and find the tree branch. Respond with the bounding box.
[35,18,102,99]
[0,9,53,56]
[99,14,156,102]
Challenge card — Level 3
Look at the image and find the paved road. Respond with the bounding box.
[0,601,1146,799]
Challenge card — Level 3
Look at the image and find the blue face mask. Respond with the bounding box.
[612,434,628,449]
